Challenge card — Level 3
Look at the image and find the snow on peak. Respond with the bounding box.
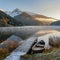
[10,8,22,17]
[6,8,22,17]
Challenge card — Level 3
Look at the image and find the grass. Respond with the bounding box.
[43,47,60,54]
[21,54,32,59]
[21,47,60,60]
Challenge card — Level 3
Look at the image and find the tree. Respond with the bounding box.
[0,17,8,26]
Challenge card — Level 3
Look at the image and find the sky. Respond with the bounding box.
[0,0,60,19]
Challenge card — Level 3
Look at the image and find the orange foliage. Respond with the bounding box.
[10,42,19,49]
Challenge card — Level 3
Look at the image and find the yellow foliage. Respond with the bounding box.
[0,48,9,60]
[0,17,8,26]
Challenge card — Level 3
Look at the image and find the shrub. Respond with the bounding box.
[0,48,9,60]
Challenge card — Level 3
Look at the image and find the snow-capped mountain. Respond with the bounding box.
[0,10,23,27]
[6,8,22,17]
[6,8,38,17]
[5,8,49,18]
[5,8,58,25]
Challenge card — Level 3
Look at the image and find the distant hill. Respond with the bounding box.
[50,20,60,25]
[0,10,23,27]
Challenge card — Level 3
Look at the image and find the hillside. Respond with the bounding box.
[0,10,23,27]
[14,12,57,25]
[50,20,60,25]
[14,12,44,25]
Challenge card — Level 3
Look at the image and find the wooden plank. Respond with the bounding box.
[4,36,37,60]
[14,36,37,53]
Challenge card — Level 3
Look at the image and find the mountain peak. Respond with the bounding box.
[12,8,22,13]
[7,8,22,17]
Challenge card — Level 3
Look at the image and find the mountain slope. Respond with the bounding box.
[0,10,23,26]
[14,12,57,25]
[50,20,60,25]
[14,12,44,25]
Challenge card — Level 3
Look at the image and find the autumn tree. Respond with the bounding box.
[0,17,8,26]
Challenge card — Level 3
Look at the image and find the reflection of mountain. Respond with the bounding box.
[6,8,58,26]
[0,10,23,27]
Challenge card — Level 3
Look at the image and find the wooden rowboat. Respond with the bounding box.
[32,41,45,53]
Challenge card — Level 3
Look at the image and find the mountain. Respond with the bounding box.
[14,12,44,25]
[6,8,58,25]
[50,20,60,25]
[0,10,23,27]
[6,8,22,17]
